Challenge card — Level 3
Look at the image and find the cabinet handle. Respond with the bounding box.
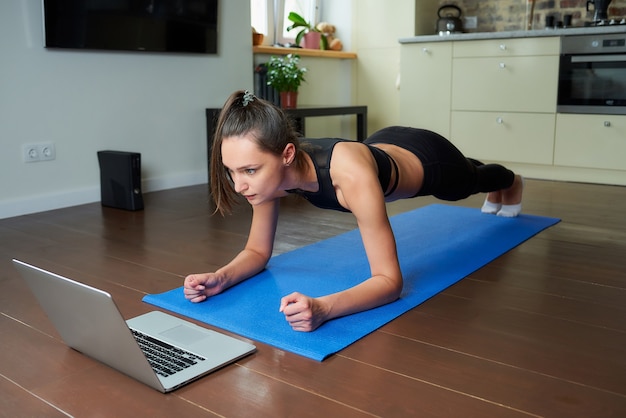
[499,62,506,69]
[422,47,430,54]
[499,44,507,51]
[604,121,611,127]
[496,117,504,124]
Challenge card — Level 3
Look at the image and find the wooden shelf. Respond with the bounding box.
[253,45,357,59]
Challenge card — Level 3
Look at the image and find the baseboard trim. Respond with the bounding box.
[0,170,207,220]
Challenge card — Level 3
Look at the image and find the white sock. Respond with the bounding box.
[497,203,522,217]
[497,176,525,217]
[481,199,501,214]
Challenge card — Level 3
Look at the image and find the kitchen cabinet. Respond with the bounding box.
[555,114,626,171]
[400,37,559,162]
[450,111,555,164]
[399,42,452,137]
[451,37,559,58]
[452,38,559,113]
[399,34,626,185]
[450,37,559,165]
[451,57,558,113]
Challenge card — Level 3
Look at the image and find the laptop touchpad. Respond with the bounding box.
[160,325,209,345]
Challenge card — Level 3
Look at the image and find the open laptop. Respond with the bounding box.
[13,259,256,393]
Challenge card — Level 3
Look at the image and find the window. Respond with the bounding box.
[251,0,271,41]
[251,0,320,46]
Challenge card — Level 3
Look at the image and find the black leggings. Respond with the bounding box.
[364,126,515,201]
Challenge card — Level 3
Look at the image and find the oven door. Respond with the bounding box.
[557,53,626,115]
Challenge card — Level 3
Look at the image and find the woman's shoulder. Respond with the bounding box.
[299,137,348,149]
[300,137,351,168]
[330,141,378,179]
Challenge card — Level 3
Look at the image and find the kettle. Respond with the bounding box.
[586,0,612,21]
[437,4,464,35]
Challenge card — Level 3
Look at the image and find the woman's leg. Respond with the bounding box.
[415,135,515,201]
[365,127,524,216]
[397,128,523,216]
[484,174,524,217]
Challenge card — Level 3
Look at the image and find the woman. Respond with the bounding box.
[184,90,524,332]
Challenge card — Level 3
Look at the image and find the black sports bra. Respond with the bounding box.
[286,138,399,212]
[369,144,400,196]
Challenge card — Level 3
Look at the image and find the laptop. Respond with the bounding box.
[12,259,256,393]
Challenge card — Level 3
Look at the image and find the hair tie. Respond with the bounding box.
[242,90,255,107]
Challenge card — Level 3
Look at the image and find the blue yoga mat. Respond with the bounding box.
[143,204,559,361]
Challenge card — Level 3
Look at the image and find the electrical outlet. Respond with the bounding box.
[40,143,56,161]
[22,142,56,163]
[465,16,478,29]
[23,145,40,162]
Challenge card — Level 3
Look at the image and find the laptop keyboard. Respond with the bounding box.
[131,329,206,377]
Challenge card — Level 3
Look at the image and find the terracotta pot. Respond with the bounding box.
[301,31,321,49]
[280,91,298,109]
[252,32,264,46]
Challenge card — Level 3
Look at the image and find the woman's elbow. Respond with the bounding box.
[392,283,403,301]
[386,275,404,302]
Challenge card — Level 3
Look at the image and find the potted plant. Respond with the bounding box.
[286,12,328,50]
[266,54,307,109]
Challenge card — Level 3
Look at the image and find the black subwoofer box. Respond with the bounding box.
[97,150,144,211]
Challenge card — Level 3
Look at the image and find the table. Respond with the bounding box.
[205,105,368,177]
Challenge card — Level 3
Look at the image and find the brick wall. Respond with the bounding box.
[436,0,626,32]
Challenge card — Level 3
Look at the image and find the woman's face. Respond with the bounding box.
[221,134,288,205]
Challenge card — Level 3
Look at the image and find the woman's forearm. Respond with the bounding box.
[215,248,270,290]
[318,274,403,321]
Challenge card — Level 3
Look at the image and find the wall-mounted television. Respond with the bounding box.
[43,0,219,54]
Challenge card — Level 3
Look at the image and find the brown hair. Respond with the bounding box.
[210,90,306,215]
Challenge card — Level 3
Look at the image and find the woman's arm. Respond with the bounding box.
[280,143,403,331]
[184,198,280,302]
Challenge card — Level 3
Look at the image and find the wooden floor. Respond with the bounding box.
[1,179,625,417]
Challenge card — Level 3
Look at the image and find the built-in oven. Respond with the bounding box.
[558,33,626,115]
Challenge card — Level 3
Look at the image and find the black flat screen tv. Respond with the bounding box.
[43,0,219,54]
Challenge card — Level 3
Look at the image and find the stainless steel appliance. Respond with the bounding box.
[586,0,612,23]
[437,5,464,35]
[584,0,626,26]
[558,33,626,115]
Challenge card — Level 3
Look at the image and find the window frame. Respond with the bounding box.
[251,0,321,46]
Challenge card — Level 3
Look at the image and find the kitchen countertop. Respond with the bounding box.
[399,25,626,43]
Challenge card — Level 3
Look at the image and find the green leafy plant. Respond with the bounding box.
[266,54,307,93]
[286,12,328,50]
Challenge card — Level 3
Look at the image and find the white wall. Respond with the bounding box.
[0,0,253,219]
[0,0,402,219]
[353,0,418,132]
